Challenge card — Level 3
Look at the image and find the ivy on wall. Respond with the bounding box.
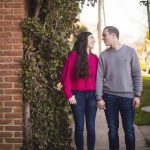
[21,0,96,149]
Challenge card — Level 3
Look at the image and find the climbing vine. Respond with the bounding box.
[21,0,96,149]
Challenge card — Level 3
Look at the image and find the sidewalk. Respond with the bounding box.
[71,110,150,150]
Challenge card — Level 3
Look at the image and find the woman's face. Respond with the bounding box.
[87,34,95,49]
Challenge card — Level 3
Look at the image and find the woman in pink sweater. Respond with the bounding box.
[61,32,98,150]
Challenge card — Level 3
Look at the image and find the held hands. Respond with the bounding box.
[68,95,77,105]
[97,99,106,110]
[96,97,140,110]
[133,97,140,109]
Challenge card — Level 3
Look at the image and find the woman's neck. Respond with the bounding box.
[87,47,91,54]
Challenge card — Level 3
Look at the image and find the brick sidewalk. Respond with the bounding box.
[71,110,150,150]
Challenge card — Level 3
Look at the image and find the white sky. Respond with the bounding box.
[80,0,148,53]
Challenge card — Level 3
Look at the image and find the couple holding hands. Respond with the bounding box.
[61,26,142,150]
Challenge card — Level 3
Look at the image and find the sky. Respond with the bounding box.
[80,0,148,54]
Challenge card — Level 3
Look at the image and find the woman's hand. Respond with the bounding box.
[68,95,77,104]
[97,99,106,110]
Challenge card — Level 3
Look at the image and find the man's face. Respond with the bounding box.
[102,29,113,46]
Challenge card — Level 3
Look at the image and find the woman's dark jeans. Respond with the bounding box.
[103,94,135,150]
[71,91,97,150]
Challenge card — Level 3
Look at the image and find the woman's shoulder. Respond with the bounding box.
[68,50,77,57]
[90,52,99,60]
[66,50,77,61]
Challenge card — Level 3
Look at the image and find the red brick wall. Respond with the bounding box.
[0,0,25,149]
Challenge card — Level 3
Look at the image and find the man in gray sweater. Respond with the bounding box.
[96,26,142,150]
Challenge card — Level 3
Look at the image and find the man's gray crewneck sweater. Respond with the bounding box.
[96,44,142,100]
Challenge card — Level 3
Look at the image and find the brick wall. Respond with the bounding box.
[0,0,25,149]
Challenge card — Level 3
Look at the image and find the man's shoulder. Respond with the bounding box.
[100,47,111,56]
[123,44,135,52]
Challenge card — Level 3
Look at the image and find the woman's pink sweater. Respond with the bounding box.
[61,50,98,99]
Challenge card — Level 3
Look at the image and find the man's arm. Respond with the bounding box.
[96,55,104,101]
[96,55,106,110]
[131,50,142,97]
[131,50,142,108]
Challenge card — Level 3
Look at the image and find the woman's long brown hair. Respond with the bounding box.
[73,32,92,78]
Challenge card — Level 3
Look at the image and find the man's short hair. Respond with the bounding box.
[104,26,119,39]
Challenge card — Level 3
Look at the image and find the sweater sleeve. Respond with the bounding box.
[131,50,143,97]
[96,55,104,100]
[61,52,75,100]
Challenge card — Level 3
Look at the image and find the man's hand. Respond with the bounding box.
[133,97,140,109]
[68,95,77,105]
[97,99,106,110]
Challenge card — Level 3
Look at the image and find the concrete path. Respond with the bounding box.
[71,110,150,150]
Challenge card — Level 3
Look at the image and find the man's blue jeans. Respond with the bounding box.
[71,91,97,150]
[103,94,135,150]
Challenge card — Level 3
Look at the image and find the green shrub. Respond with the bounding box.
[21,0,96,149]
[134,73,150,125]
